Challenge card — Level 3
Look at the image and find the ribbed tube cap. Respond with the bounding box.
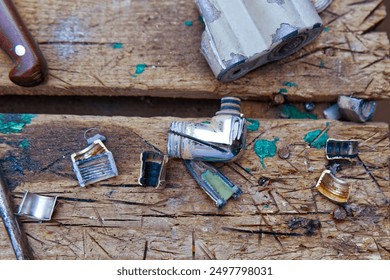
[216,97,241,115]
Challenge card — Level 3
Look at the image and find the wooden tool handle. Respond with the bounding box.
[0,0,48,87]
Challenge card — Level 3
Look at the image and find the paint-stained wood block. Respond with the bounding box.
[0,0,388,101]
[0,114,389,259]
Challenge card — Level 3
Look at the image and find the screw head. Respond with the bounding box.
[304,102,315,112]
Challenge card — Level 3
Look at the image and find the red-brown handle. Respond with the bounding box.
[0,0,48,87]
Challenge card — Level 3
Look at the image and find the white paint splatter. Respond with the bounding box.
[52,16,89,58]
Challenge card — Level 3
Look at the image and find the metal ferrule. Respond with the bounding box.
[185,160,242,208]
[326,139,359,160]
[17,191,57,221]
[316,170,351,203]
[71,139,118,187]
[167,97,246,162]
[337,96,376,123]
[138,151,169,188]
[197,0,323,82]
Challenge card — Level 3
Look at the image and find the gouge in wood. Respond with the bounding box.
[0,0,48,87]
[0,168,34,259]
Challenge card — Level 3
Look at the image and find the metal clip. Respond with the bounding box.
[17,191,57,221]
[337,96,376,123]
[168,97,246,162]
[138,151,169,188]
[326,139,359,160]
[84,128,107,145]
[316,170,351,203]
[71,139,118,187]
[185,160,242,208]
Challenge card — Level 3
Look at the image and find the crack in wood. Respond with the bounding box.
[361,0,384,24]
[222,227,303,237]
[358,155,389,205]
[143,240,148,260]
[88,232,112,259]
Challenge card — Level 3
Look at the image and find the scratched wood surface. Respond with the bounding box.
[0,0,388,101]
[0,114,389,259]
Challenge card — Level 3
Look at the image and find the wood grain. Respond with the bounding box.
[0,114,389,259]
[0,0,388,101]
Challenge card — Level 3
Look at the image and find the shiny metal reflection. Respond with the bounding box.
[167,97,246,162]
[17,191,57,221]
[326,139,359,160]
[138,151,169,188]
[71,140,118,187]
[316,170,350,203]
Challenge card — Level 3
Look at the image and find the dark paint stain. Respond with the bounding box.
[288,217,321,236]
[0,121,155,191]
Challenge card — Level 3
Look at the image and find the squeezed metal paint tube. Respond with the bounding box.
[185,160,242,208]
[337,96,376,123]
[167,97,246,162]
[196,0,324,82]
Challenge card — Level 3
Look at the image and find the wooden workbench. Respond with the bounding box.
[0,114,389,259]
[0,0,389,101]
[0,0,389,260]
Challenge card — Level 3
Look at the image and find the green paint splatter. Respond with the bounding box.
[202,121,211,124]
[324,27,330,32]
[281,105,318,119]
[246,118,260,132]
[319,61,325,68]
[132,64,148,78]
[111,42,123,49]
[184,20,193,27]
[0,114,36,134]
[282,82,298,87]
[136,64,148,74]
[19,139,30,149]
[264,204,269,209]
[254,138,279,169]
[244,168,251,174]
[279,88,288,94]
[304,129,329,149]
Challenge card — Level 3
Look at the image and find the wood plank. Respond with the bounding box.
[0,114,389,259]
[0,0,388,101]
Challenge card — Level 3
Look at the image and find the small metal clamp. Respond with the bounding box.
[138,151,169,188]
[17,191,57,221]
[316,170,351,203]
[326,139,359,160]
[337,96,376,123]
[185,160,242,208]
[71,139,118,187]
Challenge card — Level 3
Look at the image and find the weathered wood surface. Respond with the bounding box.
[0,0,388,101]
[0,114,389,259]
